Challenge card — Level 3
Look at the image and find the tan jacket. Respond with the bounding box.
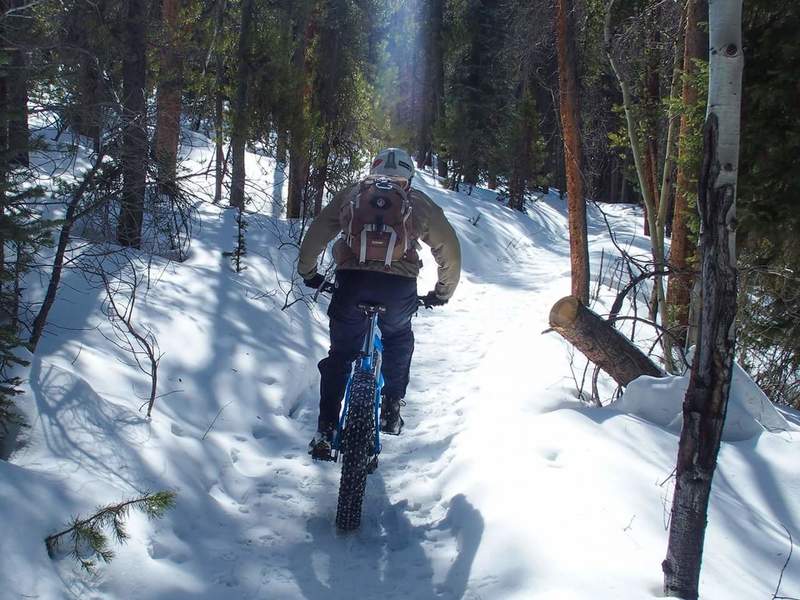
[298,183,461,300]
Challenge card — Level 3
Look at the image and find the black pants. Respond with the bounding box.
[317,269,418,430]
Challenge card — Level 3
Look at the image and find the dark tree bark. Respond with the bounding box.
[663,1,743,596]
[416,0,443,169]
[0,0,8,297]
[212,0,226,204]
[555,0,590,305]
[7,0,29,167]
[155,0,183,195]
[61,0,106,152]
[549,296,663,386]
[118,0,148,248]
[437,157,448,179]
[667,0,708,345]
[287,7,314,220]
[276,128,288,164]
[229,0,255,210]
[311,139,329,216]
[287,140,309,219]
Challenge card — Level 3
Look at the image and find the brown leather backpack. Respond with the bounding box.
[339,177,417,267]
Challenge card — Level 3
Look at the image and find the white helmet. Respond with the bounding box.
[369,148,415,183]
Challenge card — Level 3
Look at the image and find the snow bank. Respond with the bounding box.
[613,361,794,441]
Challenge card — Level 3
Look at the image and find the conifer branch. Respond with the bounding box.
[45,491,176,572]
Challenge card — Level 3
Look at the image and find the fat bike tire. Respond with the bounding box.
[336,372,375,531]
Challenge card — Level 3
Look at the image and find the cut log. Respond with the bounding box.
[549,296,663,386]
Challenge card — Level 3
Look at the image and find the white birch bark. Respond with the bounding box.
[707,0,743,268]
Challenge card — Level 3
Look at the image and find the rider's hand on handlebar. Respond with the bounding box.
[303,273,325,290]
[420,291,447,309]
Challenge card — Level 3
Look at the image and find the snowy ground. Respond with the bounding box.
[1,132,799,600]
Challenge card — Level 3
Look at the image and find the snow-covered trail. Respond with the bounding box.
[214,173,628,599]
[225,174,577,600]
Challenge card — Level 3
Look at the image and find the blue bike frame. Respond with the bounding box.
[331,311,385,460]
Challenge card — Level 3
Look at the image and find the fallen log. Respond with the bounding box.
[549,295,663,387]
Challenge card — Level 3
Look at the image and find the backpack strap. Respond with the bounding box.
[359,228,368,264]
[344,200,354,242]
[402,205,412,255]
[384,229,398,267]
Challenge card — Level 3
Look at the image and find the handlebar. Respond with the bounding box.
[314,280,438,310]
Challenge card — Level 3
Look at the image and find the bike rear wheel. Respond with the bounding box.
[336,371,375,531]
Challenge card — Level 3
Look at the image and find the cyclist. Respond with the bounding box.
[299,148,461,460]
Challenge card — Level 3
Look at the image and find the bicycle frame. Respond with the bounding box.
[331,310,385,461]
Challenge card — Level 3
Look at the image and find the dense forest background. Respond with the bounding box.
[0,0,797,436]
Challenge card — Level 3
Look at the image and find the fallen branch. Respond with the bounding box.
[549,296,663,386]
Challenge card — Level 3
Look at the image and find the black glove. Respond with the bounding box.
[421,291,448,309]
[303,273,325,290]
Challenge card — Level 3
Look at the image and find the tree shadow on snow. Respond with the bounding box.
[27,355,154,492]
[288,474,484,600]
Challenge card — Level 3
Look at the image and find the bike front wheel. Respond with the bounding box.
[336,371,376,531]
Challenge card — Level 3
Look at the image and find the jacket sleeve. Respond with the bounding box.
[418,194,461,301]
[297,187,350,279]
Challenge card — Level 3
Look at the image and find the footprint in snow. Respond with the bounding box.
[542,449,563,467]
[252,424,269,439]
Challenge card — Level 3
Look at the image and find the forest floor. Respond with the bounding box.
[1,127,799,600]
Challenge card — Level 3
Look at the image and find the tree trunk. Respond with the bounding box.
[118,0,148,248]
[667,0,707,346]
[658,22,688,367]
[287,147,308,219]
[276,128,288,164]
[662,1,742,596]
[7,0,29,167]
[287,8,314,220]
[211,0,226,204]
[416,0,443,169]
[556,0,590,305]
[0,4,8,308]
[311,139,329,216]
[437,157,448,179]
[155,0,182,195]
[229,0,255,210]
[549,296,663,386]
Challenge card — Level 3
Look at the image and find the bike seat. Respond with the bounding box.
[358,303,387,315]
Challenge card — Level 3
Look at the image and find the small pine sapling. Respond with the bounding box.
[232,205,247,273]
[0,325,29,455]
[45,491,176,572]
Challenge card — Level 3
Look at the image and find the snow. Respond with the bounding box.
[613,360,793,441]
[2,128,799,600]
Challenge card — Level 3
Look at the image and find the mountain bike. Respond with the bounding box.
[316,281,426,531]
[331,301,387,531]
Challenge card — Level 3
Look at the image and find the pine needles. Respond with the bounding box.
[45,491,176,572]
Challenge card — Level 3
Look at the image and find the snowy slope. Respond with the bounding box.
[2,135,799,600]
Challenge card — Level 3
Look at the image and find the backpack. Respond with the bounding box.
[339,177,416,268]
